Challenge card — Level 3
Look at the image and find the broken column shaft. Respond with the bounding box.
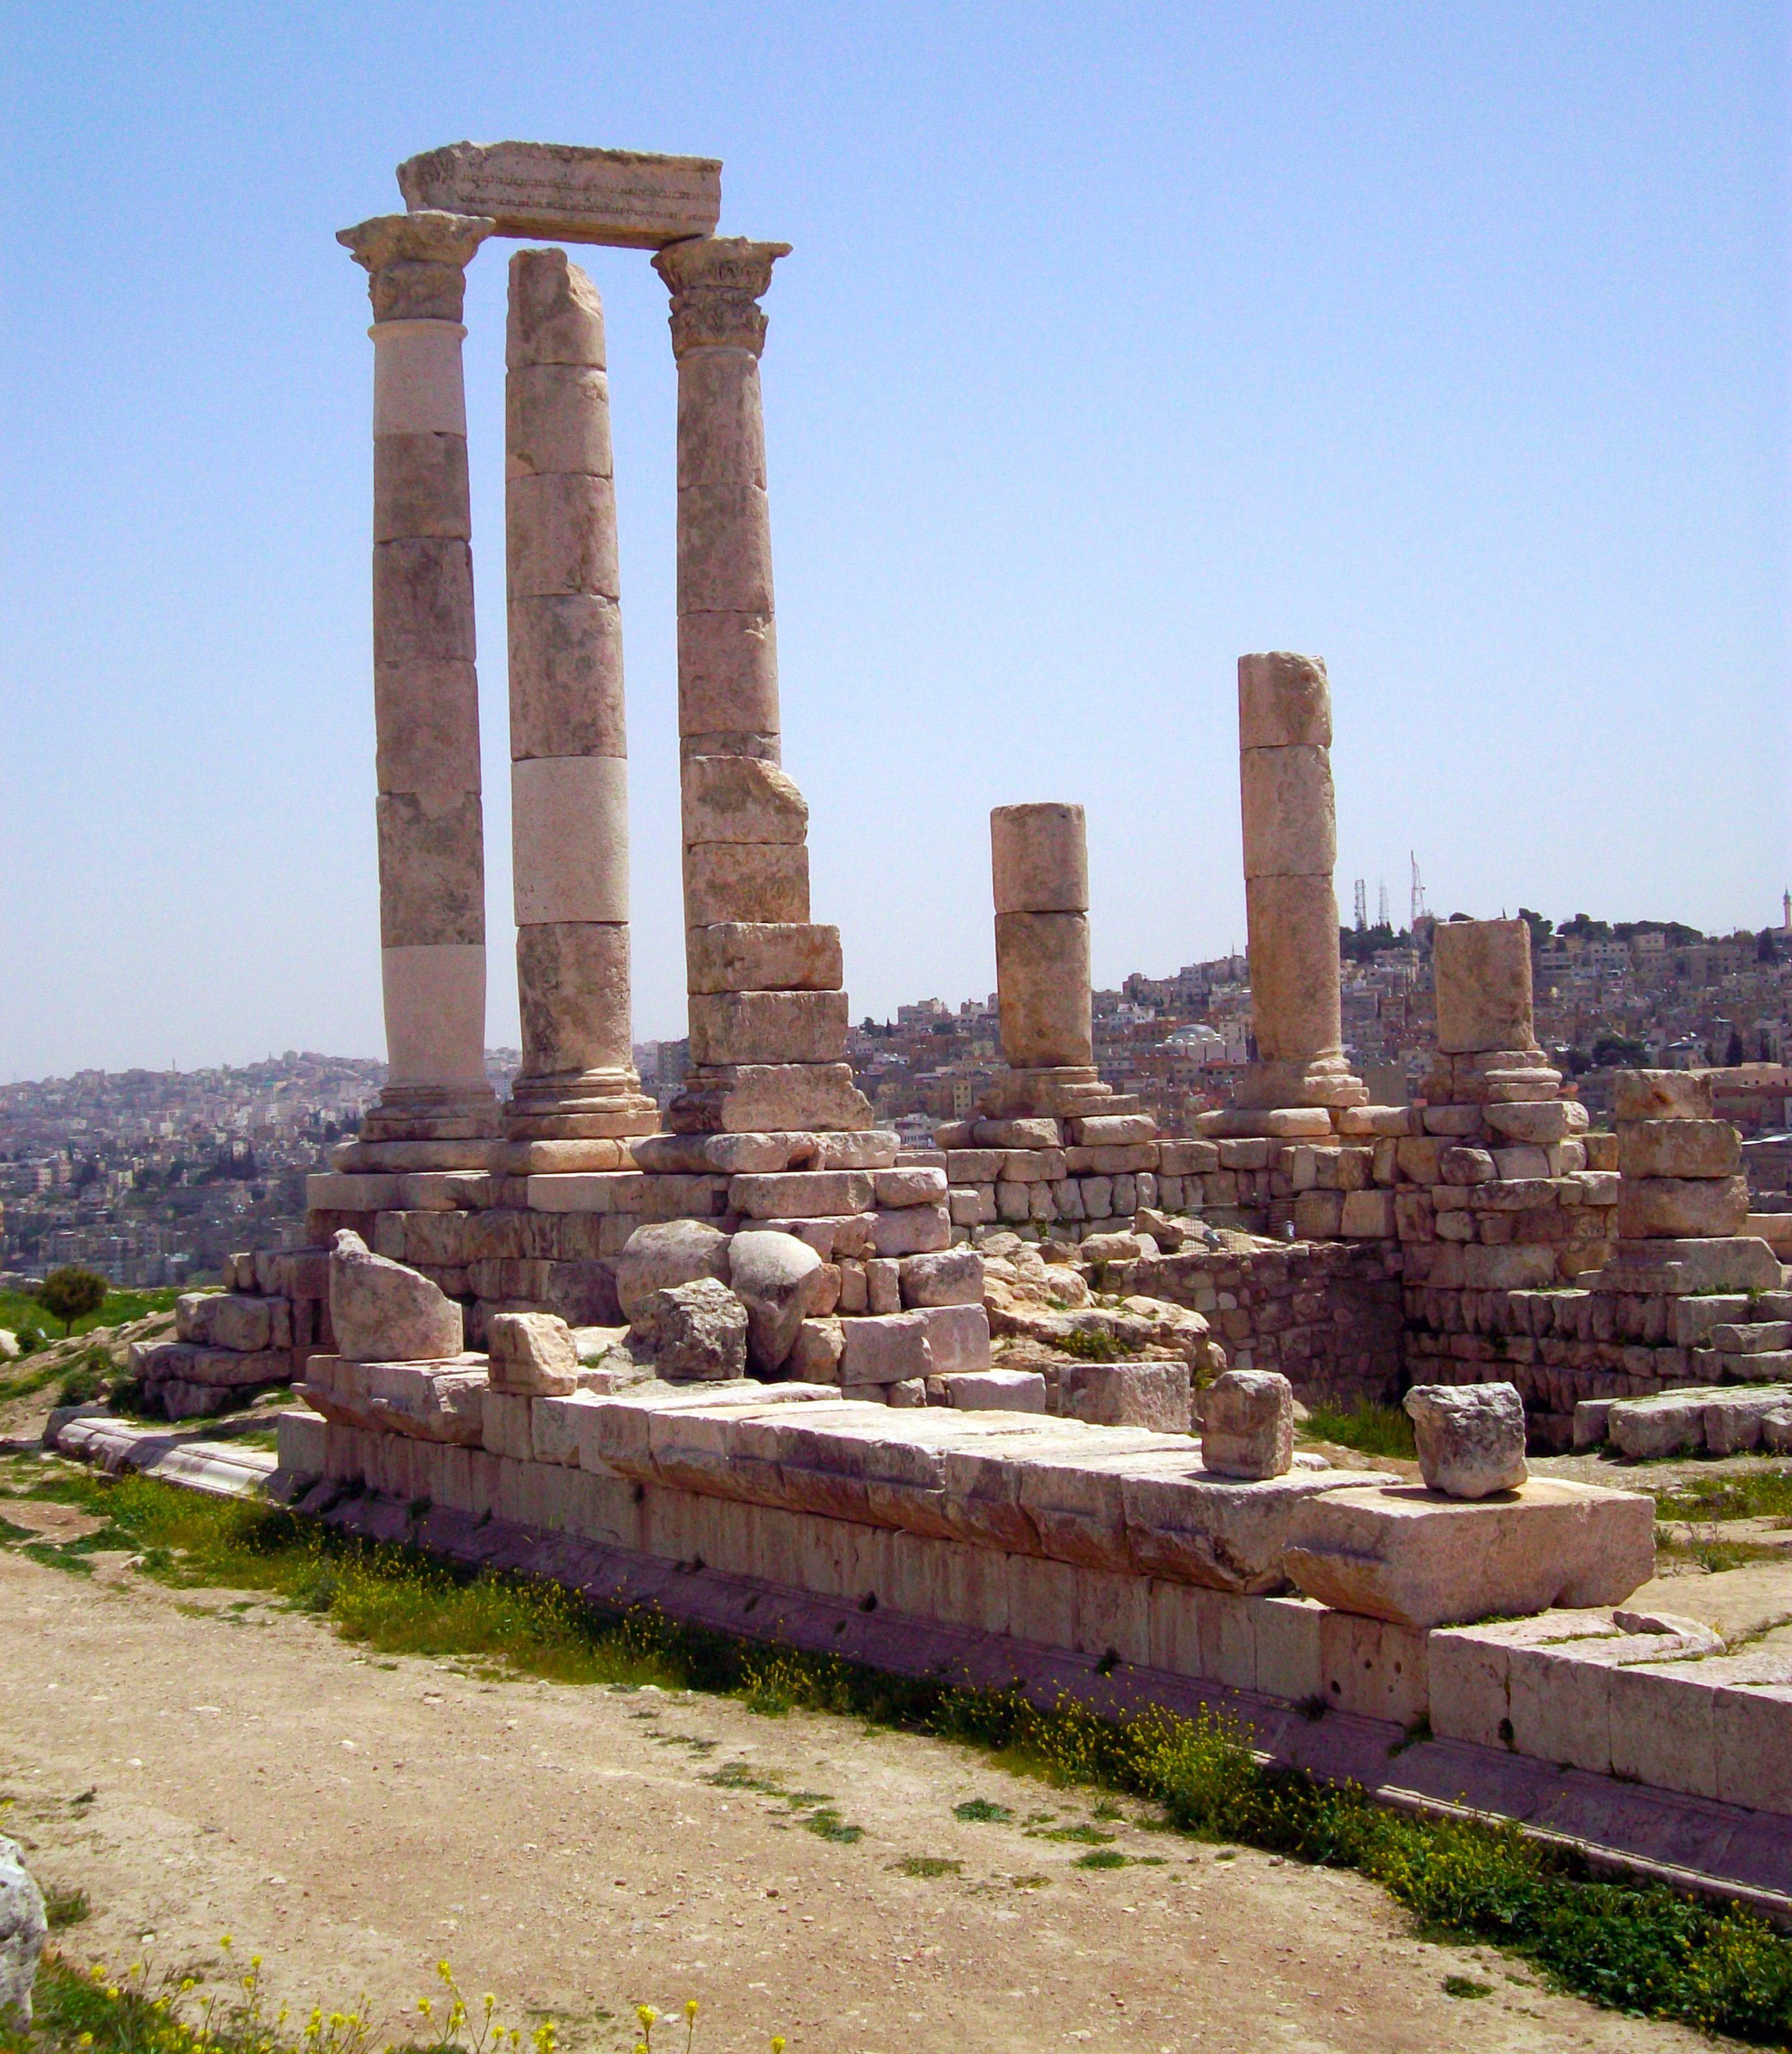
[338,210,501,1161]
[501,248,656,1166]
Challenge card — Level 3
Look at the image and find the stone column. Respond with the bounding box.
[501,248,657,1169]
[653,235,869,1136]
[1426,918,1560,1105]
[338,211,501,1162]
[1235,652,1366,1119]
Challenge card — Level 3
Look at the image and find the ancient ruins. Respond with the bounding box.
[108,140,1792,1865]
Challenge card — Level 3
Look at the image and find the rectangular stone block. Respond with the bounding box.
[398,141,723,249]
[685,921,842,995]
[1616,1175,1749,1240]
[875,1167,948,1208]
[871,1203,952,1256]
[729,1168,874,1218]
[1611,1071,1713,1121]
[912,1303,991,1373]
[1255,1595,1324,1702]
[681,754,807,845]
[839,1311,934,1385]
[1319,1611,1429,1727]
[688,989,847,1066]
[275,1409,327,1477]
[683,841,809,926]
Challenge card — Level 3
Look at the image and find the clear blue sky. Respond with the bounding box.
[3,2,1787,1078]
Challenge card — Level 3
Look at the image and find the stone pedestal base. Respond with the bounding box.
[1592,1237,1784,1296]
[670,1061,873,1136]
[1195,1106,1336,1141]
[502,1068,659,1168]
[355,1084,502,1168]
[1234,1055,1368,1113]
[978,1066,1135,1121]
[1424,1048,1562,1106]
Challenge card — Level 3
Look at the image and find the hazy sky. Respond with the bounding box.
[3,2,1787,1079]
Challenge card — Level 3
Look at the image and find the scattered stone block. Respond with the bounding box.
[1060,1357,1191,1433]
[1403,1382,1527,1498]
[0,1834,47,2029]
[629,1277,747,1381]
[943,1368,1047,1412]
[486,1310,580,1393]
[614,1219,731,1321]
[301,1355,488,1443]
[727,1228,829,1374]
[1201,1369,1294,1479]
[788,1316,845,1383]
[329,1230,463,1363]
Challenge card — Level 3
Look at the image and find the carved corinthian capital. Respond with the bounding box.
[652,235,792,358]
[338,210,496,323]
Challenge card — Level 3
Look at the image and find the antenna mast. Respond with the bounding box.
[1410,852,1429,928]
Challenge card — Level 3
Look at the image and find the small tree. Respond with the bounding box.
[36,1265,108,1337]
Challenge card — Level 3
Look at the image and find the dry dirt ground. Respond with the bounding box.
[3,1544,1725,2054]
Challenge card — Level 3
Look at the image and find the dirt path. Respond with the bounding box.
[1,1549,1722,2054]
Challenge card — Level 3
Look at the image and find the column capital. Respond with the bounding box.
[652,235,791,358]
[338,210,496,322]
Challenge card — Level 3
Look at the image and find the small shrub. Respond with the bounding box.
[43,1884,91,1928]
[1052,1327,1140,1362]
[36,1266,108,1337]
[1444,1976,1493,1999]
[889,1855,961,1879]
[1072,1849,1130,1870]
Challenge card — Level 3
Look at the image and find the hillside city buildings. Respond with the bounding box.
[5,911,1789,1288]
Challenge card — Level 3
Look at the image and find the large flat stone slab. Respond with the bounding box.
[299,1354,488,1444]
[1283,1478,1656,1628]
[397,141,721,248]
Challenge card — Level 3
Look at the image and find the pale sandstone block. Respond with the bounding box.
[683,841,809,926]
[1319,1612,1429,1727]
[1433,919,1535,1055]
[990,802,1088,914]
[1073,1565,1152,1665]
[875,1167,948,1208]
[275,1409,327,1477]
[817,1131,901,1170]
[676,349,769,489]
[1608,1661,1718,1799]
[871,1203,951,1256]
[1255,1595,1325,1702]
[1145,1578,1207,1679]
[688,989,847,1067]
[506,245,605,367]
[839,1311,933,1385]
[1506,1641,1612,1774]
[681,754,807,845]
[371,318,470,438]
[1339,1190,1396,1238]
[507,595,625,760]
[912,1303,991,1373]
[729,1168,873,1219]
[1007,1552,1078,1648]
[899,1247,984,1308]
[677,481,774,612]
[1617,1119,1740,1181]
[376,658,481,796]
[1611,1070,1714,1121]
[1244,873,1343,1062]
[676,610,779,736]
[400,142,722,250]
[1240,744,1336,878]
[511,754,628,926]
[482,1389,534,1460]
[683,1062,871,1136]
[866,1259,901,1315]
[374,431,470,543]
[1202,1370,1294,1479]
[514,920,633,1076]
[1195,1590,1259,1689]
[1484,1099,1581,1146]
[507,471,620,600]
[505,364,612,478]
[376,792,485,946]
[1616,1175,1748,1241]
[1238,651,1330,750]
[373,536,474,666]
[995,911,1093,1067]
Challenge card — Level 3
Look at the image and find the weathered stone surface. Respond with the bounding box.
[1238,650,1330,749]
[300,1355,488,1443]
[1617,1175,1749,1241]
[682,754,807,845]
[1611,1070,1713,1121]
[1240,744,1336,878]
[1403,1382,1527,1498]
[839,1312,933,1385]
[486,1310,580,1394]
[1432,919,1535,1055]
[176,1291,273,1352]
[990,803,1088,914]
[1616,1118,1740,1181]
[682,841,809,926]
[1201,1369,1294,1479]
[870,1203,951,1256]
[788,1316,845,1383]
[874,1167,948,1208]
[1060,1357,1191,1433]
[628,1277,747,1381]
[1124,1466,1386,1595]
[689,989,847,1067]
[0,1836,46,2027]
[398,141,721,250]
[730,1168,874,1219]
[899,1248,985,1308]
[670,1063,873,1136]
[1483,1100,1583,1145]
[943,1368,1047,1412]
[329,1230,462,1363]
[994,911,1092,1067]
[614,1220,731,1322]
[1242,874,1344,1066]
[339,211,495,322]
[728,1229,829,1374]
[1284,1479,1656,1629]
[686,921,842,995]
[1592,1236,1782,1295]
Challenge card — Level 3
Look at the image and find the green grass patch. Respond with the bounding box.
[0,1285,184,1347]
[1049,1326,1141,1362]
[1444,1974,1494,1999]
[1302,1399,1417,1461]
[889,1855,961,1879]
[952,1798,1012,1823]
[42,1886,91,1929]
[1656,1470,1792,1526]
[26,1464,1792,2045]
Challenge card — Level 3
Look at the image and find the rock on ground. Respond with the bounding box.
[0,1835,46,2027]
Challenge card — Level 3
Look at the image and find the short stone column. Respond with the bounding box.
[501,247,656,1168]
[1234,652,1365,1122]
[338,211,501,1162]
[653,235,868,1136]
[1426,918,1560,1105]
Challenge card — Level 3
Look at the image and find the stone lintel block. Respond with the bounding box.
[668,1062,873,1136]
[677,482,773,613]
[506,362,613,479]
[376,791,485,947]
[374,430,471,543]
[1283,1477,1656,1629]
[995,911,1092,1068]
[1433,918,1535,1055]
[730,1168,875,1219]
[507,471,620,601]
[682,754,807,845]
[683,841,809,926]
[372,537,475,666]
[514,920,633,1078]
[512,755,629,926]
[1240,744,1336,879]
[990,802,1088,914]
[375,659,480,796]
[1611,1070,1714,1121]
[1616,1175,1749,1241]
[507,245,605,367]
[399,141,723,252]
[677,610,779,738]
[1245,874,1345,1063]
[686,921,841,995]
[689,989,848,1067]
[1616,1120,1740,1181]
[508,594,626,761]
[1238,650,1331,749]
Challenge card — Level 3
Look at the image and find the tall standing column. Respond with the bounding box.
[338,211,501,1161]
[501,248,657,1168]
[653,235,869,1135]
[1235,652,1366,1117]
[1426,918,1560,1105]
